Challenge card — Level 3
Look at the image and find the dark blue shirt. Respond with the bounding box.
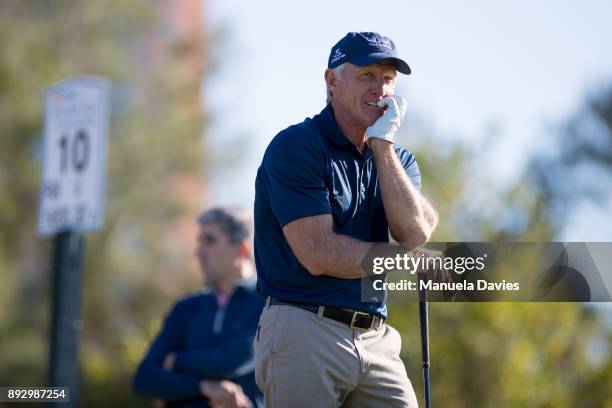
[254,104,421,318]
[132,277,265,408]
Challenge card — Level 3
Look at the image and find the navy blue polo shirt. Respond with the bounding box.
[254,104,421,318]
[133,277,264,407]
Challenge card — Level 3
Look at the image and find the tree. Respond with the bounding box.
[0,1,207,405]
[529,83,612,236]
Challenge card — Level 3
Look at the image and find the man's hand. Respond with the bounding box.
[200,380,252,408]
[366,95,407,145]
[162,352,176,371]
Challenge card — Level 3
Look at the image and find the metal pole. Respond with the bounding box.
[418,272,431,408]
[48,230,84,407]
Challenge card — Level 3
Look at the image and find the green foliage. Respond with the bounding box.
[389,301,612,407]
[1,1,206,405]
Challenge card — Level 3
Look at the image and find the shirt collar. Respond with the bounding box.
[314,104,351,147]
[235,275,257,291]
[204,275,257,298]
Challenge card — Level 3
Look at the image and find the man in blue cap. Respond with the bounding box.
[253,32,438,407]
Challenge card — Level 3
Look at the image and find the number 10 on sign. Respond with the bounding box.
[38,76,109,236]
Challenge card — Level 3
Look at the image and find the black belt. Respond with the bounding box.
[268,297,384,331]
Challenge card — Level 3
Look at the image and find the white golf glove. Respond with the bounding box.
[365,95,407,145]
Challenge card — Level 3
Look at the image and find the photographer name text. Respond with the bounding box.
[373,279,520,292]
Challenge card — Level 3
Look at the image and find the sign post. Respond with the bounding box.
[38,76,109,407]
[48,231,83,406]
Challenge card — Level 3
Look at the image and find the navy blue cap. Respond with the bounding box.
[328,32,411,75]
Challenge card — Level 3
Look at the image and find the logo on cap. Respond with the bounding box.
[330,48,346,64]
[367,36,392,50]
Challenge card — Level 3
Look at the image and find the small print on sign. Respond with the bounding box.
[37,76,109,236]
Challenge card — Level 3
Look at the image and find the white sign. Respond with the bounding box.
[38,76,110,236]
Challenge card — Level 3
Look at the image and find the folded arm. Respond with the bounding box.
[132,303,202,401]
[173,322,258,379]
[283,214,371,279]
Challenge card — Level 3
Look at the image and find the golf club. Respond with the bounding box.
[418,272,431,408]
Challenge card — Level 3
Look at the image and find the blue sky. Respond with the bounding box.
[203,0,612,240]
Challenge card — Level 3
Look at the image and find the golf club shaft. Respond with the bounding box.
[418,273,431,408]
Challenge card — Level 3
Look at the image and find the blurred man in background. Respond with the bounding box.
[133,208,265,408]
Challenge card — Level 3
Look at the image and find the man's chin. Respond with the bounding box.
[362,117,379,129]
[359,111,382,127]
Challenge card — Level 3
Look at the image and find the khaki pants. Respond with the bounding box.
[254,302,418,408]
